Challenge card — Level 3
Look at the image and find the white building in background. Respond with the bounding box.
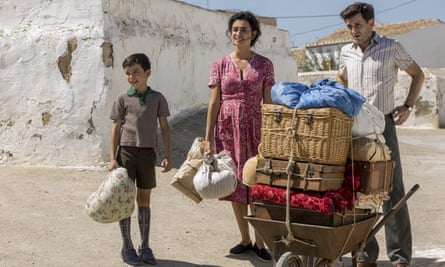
[292,19,445,129]
[294,19,445,72]
[0,0,297,167]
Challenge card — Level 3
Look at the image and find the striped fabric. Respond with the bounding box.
[338,33,413,114]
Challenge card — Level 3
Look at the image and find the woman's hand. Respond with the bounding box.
[204,140,213,154]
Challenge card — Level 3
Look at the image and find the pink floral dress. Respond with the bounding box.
[208,53,275,204]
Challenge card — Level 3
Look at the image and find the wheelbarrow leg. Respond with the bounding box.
[351,184,420,267]
[365,184,420,245]
[351,250,358,267]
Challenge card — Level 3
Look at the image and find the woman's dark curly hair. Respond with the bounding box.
[226,11,261,47]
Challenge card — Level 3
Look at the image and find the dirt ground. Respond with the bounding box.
[1,110,445,267]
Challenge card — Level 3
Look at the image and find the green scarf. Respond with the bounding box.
[127,87,150,106]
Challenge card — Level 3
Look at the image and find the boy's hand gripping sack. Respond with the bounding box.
[85,167,136,223]
[193,150,237,199]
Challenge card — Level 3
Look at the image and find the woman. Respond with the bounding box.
[204,11,274,262]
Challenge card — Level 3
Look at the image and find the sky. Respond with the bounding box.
[177,0,445,48]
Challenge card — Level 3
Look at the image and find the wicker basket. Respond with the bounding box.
[260,104,352,165]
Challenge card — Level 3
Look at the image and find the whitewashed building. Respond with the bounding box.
[0,0,297,166]
[294,19,445,71]
[292,19,445,129]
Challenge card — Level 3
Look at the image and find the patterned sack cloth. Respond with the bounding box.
[356,192,390,211]
[85,167,136,223]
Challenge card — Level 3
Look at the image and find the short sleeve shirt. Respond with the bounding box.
[338,33,414,114]
[110,87,170,148]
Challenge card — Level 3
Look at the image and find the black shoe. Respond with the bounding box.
[252,243,272,262]
[121,248,145,266]
[229,242,253,254]
[138,247,157,265]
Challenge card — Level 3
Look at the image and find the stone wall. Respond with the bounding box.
[0,0,297,167]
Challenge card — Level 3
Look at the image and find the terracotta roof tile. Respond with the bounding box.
[306,18,443,47]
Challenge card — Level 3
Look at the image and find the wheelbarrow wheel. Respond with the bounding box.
[276,251,303,267]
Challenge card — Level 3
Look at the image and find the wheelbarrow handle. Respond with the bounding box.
[365,184,420,244]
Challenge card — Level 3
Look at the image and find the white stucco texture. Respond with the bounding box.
[0,0,298,167]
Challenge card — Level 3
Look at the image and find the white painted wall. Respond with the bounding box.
[0,0,106,166]
[0,0,297,167]
[430,69,445,128]
[297,69,444,129]
[396,24,445,68]
[304,23,445,71]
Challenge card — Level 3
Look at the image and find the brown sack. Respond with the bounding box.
[349,137,391,162]
[171,137,204,203]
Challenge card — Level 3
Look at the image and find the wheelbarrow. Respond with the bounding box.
[246,184,420,267]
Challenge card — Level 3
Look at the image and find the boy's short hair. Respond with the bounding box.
[340,2,374,22]
[122,53,151,71]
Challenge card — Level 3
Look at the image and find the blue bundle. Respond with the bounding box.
[271,82,308,108]
[296,79,366,117]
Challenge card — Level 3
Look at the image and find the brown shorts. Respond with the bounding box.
[119,146,157,189]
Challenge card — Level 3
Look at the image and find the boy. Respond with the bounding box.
[109,53,172,265]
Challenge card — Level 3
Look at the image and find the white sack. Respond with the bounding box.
[352,102,385,140]
[193,150,237,199]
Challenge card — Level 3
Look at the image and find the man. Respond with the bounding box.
[336,3,424,267]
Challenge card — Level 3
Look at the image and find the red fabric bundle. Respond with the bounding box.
[252,184,334,214]
[252,163,361,215]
